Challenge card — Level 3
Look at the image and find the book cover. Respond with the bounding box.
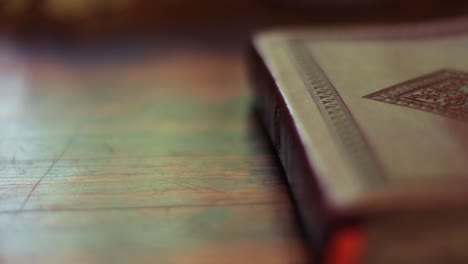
[249,18,468,264]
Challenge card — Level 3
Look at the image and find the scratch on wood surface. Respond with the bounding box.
[19,134,77,210]
[103,143,116,154]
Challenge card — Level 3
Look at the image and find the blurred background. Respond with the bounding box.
[2,0,468,43]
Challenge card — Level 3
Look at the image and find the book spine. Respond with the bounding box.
[248,42,368,264]
[247,42,333,257]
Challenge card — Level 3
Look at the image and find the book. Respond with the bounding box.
[248,18,468,264]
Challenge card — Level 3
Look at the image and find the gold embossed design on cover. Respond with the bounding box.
[287,42,385,186]
[364,69,468,122]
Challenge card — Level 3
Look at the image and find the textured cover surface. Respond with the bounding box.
[252,18,468,218]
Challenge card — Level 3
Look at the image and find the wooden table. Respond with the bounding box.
[0,38,310,263]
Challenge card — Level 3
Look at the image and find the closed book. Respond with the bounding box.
[248,19,468,264]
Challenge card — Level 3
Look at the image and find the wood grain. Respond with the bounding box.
[0,41,310,263]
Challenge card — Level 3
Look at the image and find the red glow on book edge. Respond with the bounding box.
[324,227,366,264]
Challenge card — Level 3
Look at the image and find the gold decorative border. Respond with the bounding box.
[287,41,385,186]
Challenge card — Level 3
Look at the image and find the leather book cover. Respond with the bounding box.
[248,18,468,264]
